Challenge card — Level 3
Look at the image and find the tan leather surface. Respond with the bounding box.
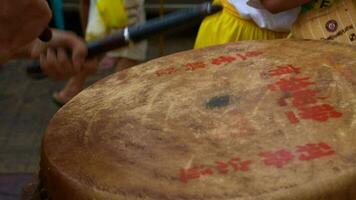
[41,39,356,200]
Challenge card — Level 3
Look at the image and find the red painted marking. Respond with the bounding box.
[266,74,343,123]
[245,51,264,57]
[285,111,300,124]
[272,77,314,92]
[228,157,252,172]
[180,166,214,183]
[156,67,178,77]
[267,84,277,91]
[200,168,214,176]
[235,53,247,61]
[178,141,338,183]
[236,51,264,61]
[268,65,301,77]
[291,89,320,108]
[278,97,288,106]
[298,104,343,122]
[185,61,206,71]
[215,161,229,174]
[212,56,236,65]
[157,51,264,78]
[296,143,336,161]
[180,167,200,183]
[259,149,294,168]
[216,157,252,174]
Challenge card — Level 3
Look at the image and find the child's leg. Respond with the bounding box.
[98,54,119,70]
[53,64,96,105]
[53,73,87,106]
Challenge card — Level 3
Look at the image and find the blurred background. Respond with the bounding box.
[61,0,205,35]
[0,1,206,199]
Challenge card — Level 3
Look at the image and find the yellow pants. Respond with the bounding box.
[194,0,288,49]
[96,0,128,29]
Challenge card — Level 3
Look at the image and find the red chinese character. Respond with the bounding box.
[291,89,320,108]
[267,84,278,91]
[285,111,300,124]
[296,142,336,161]
[200,167,214,176]
[272,77,314,92]
[278,97,288,106]
[180,166,214,183]
[245,51,264,57]
[259,149,294,168]
[215,161,229,174]
[235,53,247,61]
[229,157,252,171]
[212,56,236,65]
[185,61,206,71]
[268,65,301,77]
[298,104,343,122]
[156,67,178,77]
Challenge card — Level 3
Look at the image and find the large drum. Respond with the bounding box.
[40,40,356,199]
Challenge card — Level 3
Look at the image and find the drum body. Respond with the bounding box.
[41,40,356,200]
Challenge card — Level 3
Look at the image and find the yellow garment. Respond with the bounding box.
[96,0,128,29]
[194,0,287,49]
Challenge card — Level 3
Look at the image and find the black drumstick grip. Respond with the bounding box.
[26,2,222,79]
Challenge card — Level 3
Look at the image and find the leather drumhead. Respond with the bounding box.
[41,40,356,200]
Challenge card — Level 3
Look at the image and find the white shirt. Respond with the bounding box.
[228,0,301,32]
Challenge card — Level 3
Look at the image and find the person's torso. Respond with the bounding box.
[218,0,301,32]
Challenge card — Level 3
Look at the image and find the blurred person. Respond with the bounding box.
[194,0,311,49]
[53,0,147,106]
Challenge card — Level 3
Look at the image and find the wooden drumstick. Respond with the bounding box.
[27,2,222,79]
